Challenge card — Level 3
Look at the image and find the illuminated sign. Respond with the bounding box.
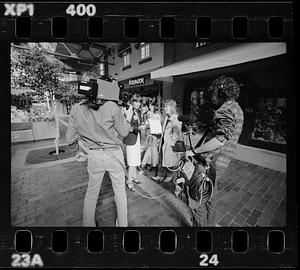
[129,77,145,87]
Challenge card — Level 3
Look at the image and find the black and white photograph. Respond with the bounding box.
[11,42,287,227]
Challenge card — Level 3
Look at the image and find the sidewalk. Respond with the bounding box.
[11,144,286,227]
[11,160,186,227]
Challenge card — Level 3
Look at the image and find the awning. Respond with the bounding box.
[151,43,287,82]
[116,67,159,82]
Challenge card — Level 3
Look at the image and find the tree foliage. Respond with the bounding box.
[11,46,73,98]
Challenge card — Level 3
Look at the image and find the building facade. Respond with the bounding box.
[152,42,287,153]
[108,43,164,106]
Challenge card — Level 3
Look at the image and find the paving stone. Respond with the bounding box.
[250,209,262,219]
[239,207,252,218]
[265,198,280,211]
[245,215,258,226]
[255,202,267,212]
[261,209,275,220]
[228,207,241,216]
[218,213,235,227]
[224,186,232,192]
[233,214,247,226]
[216,211,224,223]
[218,206,230,216]
[256,216,271,226]
[229,222,240,227]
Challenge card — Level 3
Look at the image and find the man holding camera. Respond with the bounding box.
[66,78,133,227]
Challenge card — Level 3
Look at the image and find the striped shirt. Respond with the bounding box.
[209,100,244,176]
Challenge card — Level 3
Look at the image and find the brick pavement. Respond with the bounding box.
[11,156,286,227]
[11,160,185,227]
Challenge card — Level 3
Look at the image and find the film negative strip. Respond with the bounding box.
[0,1,296,268]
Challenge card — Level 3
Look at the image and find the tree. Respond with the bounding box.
[11,45,74,106]
[11,45,76,155]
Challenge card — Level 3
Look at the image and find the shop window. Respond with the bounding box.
[188,89,214,132]
[99,63,105,76]
[141,43,150,60]
[252,97,287,145]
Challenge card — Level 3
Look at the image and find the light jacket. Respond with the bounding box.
[159,114,182,167]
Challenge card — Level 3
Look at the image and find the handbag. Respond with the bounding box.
[171,140,186,152]
[123,132,137,146]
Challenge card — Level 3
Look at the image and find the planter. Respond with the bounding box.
[32,121,56,140]
[11,121,57,143]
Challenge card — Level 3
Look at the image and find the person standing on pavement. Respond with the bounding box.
[152,99,182,183]
[141,100,162,170]
[66,96,132,227]
[186,75,244,226]
[124,94,145,191]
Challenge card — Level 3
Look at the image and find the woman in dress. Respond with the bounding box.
[124,94,144,191]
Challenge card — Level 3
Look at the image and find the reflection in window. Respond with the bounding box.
[123,53,130,66]
[189,89,214,132]
[141,44,150,60]
[252,97,287,144]
[99,63,105,76]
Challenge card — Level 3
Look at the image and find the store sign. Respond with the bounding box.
[129,77,145,87]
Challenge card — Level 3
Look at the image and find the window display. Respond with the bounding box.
[189,89,214,132]
[252,97,287,145]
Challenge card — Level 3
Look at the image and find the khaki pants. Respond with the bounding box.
[83,148,128,227]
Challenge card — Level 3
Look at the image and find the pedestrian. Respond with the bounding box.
[152,99,182,182]
[186,75,244,226]
[124,94,146,191]
[141,100,162,170]
[66,93,132,227]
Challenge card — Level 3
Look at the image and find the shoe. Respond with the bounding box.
[126,181,135,191]
[152,176,164,182]
[132,177,141,184]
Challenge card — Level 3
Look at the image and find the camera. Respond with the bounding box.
[78,76,131,110]
[78,76,120,101]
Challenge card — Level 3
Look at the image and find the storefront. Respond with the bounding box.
[118,73,163,109]
[151,43,287,153]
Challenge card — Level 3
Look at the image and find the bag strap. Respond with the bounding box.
[189,125,212,169]
[193,125,210,150]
